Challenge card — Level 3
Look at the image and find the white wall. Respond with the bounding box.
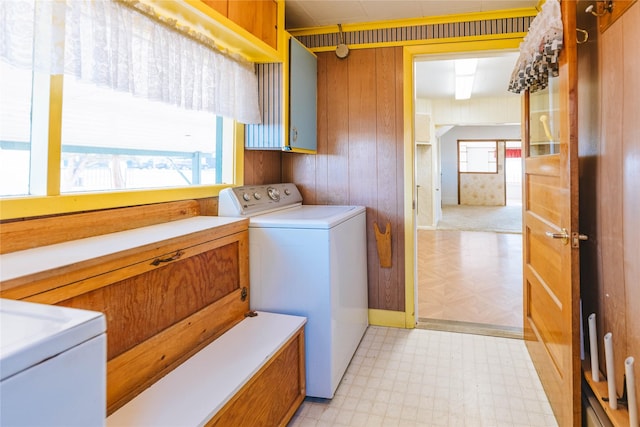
[414,98,439,227]
[432,96,521,125]
[414,95,521,215]
[440,125,521,205]
[416,144,433,226]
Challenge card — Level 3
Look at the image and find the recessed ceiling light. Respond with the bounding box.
[454,58,478,76]
[454,58,477,99]
[455,75,474,100]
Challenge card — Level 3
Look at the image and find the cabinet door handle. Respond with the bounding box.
[291,127,298,142]
[150,250,184,266]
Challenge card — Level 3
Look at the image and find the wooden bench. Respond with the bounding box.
[107,311,306,426]
[0,202,307,426]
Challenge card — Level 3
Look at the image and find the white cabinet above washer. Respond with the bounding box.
[245,35,317,153]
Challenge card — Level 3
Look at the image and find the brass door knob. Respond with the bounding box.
[546,228,570,245]
[545,228,589,247]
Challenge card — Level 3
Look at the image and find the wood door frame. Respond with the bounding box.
[402,38,524,327]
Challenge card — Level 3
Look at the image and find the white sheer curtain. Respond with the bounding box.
[508,0,563,94]
[1,0,261,124]
[0,1,38,68]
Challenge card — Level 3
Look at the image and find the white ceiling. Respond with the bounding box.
[285,0,539,29]
[414,51,520,99]
[285,0,533,99]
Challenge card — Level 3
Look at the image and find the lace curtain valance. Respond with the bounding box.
[508,0,563,94]
[0,0,261,124]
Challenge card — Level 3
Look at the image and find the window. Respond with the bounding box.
[0,61,32,196]
[0,0,259,218]
[458,141,498,173]
[60,79,235,193]
[1,66,236,196]
[0,0,36,197]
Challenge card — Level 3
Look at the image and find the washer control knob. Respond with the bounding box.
[284,188,291,196]
[253,192,262,200]
[242,193,251,202]
[267,187,281,201]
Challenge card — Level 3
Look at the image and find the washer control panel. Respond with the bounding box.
[218,183,302,217]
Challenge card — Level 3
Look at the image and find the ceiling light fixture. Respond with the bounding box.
[454,58,478,100]
[455,58,478,76]
[455,76,474,100]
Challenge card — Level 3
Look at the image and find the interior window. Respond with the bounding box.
[458,141,498,173]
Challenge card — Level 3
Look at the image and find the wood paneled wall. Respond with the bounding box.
[244,150,282,185]
[579,0,640,415]
[281,47,405,312]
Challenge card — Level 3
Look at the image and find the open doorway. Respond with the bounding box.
[413,51,524,337]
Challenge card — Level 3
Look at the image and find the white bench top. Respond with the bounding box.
[106,311,306,427]
[0,216,245,283]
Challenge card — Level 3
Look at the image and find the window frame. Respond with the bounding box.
[457,140,499,174]
[0,119,244,221]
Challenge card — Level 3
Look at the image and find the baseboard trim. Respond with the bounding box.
[417,317,523,339]
[368,309,409,328]
[417,225,437,230]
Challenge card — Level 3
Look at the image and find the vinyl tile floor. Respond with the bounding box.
[288,326,558,427]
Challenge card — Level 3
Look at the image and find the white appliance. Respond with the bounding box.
[219,183,368,398]
[0,298,106,427]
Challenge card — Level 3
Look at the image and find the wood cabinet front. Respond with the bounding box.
[0,217,251,414]
[199,0,278,50]
[228,0,278,50]
[200,0,227,15]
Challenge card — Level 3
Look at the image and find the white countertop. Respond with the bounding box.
[0,216,245,283]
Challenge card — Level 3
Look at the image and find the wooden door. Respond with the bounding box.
[522,1,581,426]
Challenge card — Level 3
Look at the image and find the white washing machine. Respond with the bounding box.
[0,298,106,427]
[219,183,368,398]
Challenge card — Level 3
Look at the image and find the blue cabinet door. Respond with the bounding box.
[288,37,317,152]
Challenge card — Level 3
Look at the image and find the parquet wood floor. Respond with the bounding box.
[417,229,523,330]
